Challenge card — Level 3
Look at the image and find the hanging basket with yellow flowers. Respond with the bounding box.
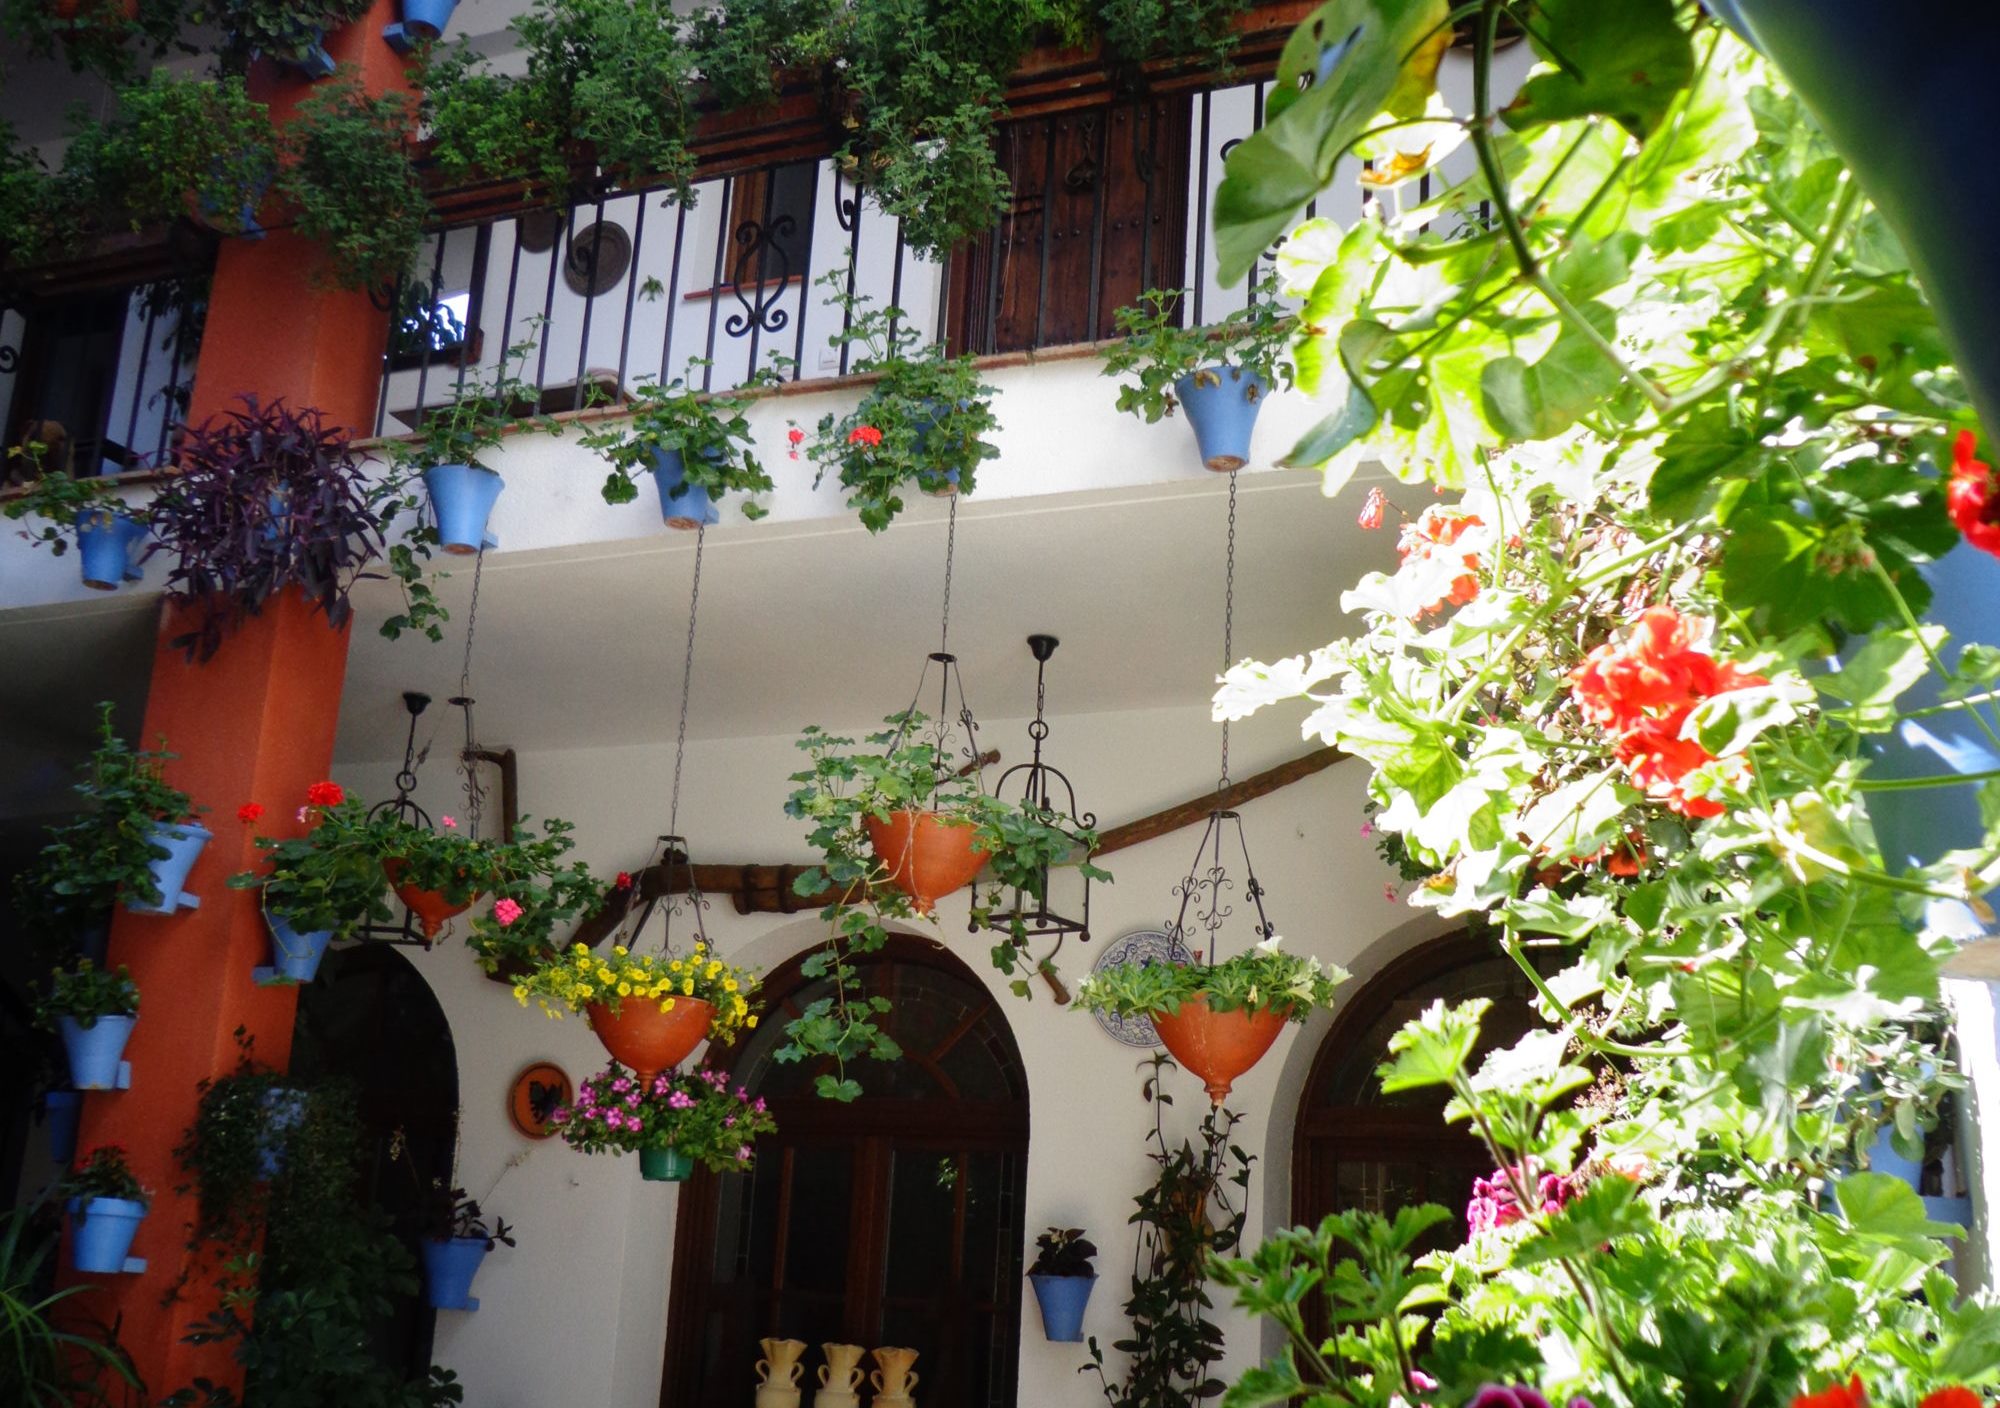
[513,943,761,1086]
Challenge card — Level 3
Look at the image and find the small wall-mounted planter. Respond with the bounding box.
[76,510,149,591]
[67,1197,148,1275]
[421,1236,491,1310]
[258,1088,309,1179]
[384,0,459,51]
[254,914,333,985]
[1028,1273,1095,1342]
[640,1146,693,1183]
[278,35,337,79]
[423,464,503,555]
[649,450,720,530]
[128,820,211,915]
[1175,366,1265,472]
[42,1090,81,1164]
[60,1014,134,1091]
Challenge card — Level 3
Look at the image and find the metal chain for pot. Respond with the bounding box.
[455,545,488,838]
[667,526,706,840]
[1218,470,1237,802]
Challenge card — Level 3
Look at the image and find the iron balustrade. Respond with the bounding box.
[372,76,1398,437]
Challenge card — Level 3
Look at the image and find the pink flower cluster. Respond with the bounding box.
[1465,1166,1576,1236]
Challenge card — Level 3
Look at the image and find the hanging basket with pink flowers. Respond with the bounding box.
[550,1063,777,1183]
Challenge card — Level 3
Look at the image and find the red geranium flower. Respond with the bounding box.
[305,781,345,808]
[1793,1378,1865,1408]
[1396,505,1483,615]
[615,871,633,890]
[847,425,883,449]
[237,803,265,824]
[1919,1390,1981,1408]
[1946,429,2000,558]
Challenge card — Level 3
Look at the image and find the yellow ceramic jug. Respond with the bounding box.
[870,1346,920,1400]
[819,1344,866,1393]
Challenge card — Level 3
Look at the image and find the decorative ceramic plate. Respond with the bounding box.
[1088,928,1193,1048]
[507,1061,573,1140]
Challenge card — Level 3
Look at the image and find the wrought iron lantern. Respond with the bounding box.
[972,634,1097,951]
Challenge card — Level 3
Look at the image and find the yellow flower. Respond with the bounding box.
[513,986,529,1005]
[723,978,738,992]
[682,979,694,996]
[618,982,632,997]
[747,1015,758,1028]
[612,945,629,957]
[572,943,590,956]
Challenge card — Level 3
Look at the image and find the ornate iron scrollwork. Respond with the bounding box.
[724,214,797,337]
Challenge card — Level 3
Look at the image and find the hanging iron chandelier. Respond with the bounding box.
[971,633,1097,952]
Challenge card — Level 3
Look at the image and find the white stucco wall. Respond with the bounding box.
[330,696,1439,1408]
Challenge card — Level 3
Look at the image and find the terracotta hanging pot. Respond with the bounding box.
[383,859,480,938]
[864,809,989,914]
[585,997,714,1086]
[1150,996,1289,1104]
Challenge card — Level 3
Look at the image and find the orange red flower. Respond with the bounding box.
[848,425,883,449]
[1918,1389,1981,1408]
[1396,505,1483,615]
[1793,1378,1865,1408]
[237,803,264,824]
[1946,429,2000,558]
[1358,486,1387,530]
[305,781,345,809]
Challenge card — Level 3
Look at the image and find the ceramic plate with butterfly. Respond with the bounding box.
[508,1061,573,1140]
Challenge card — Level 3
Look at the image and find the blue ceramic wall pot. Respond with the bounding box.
[640,1146,693,1182]
[43,1091,81,1164]
[422,1236,490,1309]
[1175,367,1265,472]
[68,1197,147,1274]
[424,464,504,554]
[266,914,333,983]
[76,511,148,591]
[129,821,212,915]
[258,1089,310,1179]
[648,450,720,530]
[401,0,459,38]
[1716,2,2000,436]
[1029,1273,1096,1342]
[60,1014,135,1091]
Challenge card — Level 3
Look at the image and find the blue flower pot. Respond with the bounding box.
[128,821,211,915]
[76,511,148,590]
[43,1091,81,1165]
[60,1014,134,1091]
[67,1197,146,1275]
[1924,1194,1973,1230]
[1175,367,1265,472]
[265,915,332,984]
[401,0,458,38]
[281,36,336,79]
[1717,2,2000,436]
[1029,1273,1096,1342]
[424,464,504,555]
[640,1146,693,1182]
[259,1088,309,1179]
[648,450,720,530]
[421,1236,490,1310]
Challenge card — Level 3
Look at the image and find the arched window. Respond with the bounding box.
[1294,933,1541,1239]
[664,938,1029,1408]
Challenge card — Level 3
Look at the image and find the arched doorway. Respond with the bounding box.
[289,942,460,1382]
[664,938,1029,1408]
[1293,932,1542,1240]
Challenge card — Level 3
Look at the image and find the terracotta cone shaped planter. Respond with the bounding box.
[585,997,714,1086]
[864,810,989,914]
[383,860,481,938]
[1150,996,1289,1104]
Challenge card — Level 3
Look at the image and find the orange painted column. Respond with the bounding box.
[63,3,414,1398]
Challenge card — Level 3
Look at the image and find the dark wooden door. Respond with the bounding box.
[665,945,1029,1408]
[945,96,1191,355]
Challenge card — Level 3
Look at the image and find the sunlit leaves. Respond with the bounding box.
[1379,997,1488,1095]
[1501,0,1695,139]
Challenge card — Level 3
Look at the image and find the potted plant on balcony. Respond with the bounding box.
[1103,280,1293,472]
[228,785,395,983]
[581,366,775,529]
[39,959,138,1092]
[2,462,146,589]
[60,1145,150,1275]
[182,0,374,78]
[514,941,761,1084]
[463,817,609,979]
[381,340,553,558]
[417,1188,513,1311]
[799,272,999,532]
[145,397,390,661]
[76,72,276,237]
[274,78,426,292]
[551,1062,777,1183]
[1025,1226,1097,1342]
[1074,937,1347,1103]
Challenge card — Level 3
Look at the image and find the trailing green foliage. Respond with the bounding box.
[580,366,776,520]
[278,79,428,293]
[1102,278,1295,424]
[1073,939,1347,1021]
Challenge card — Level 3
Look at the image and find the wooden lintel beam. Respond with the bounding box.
[1093,746,1347,857]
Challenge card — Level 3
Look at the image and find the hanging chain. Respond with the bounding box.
[457,546,488,837]
[1218,471,1237,801]
[940,493,958,656]
[667,526,706,839]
